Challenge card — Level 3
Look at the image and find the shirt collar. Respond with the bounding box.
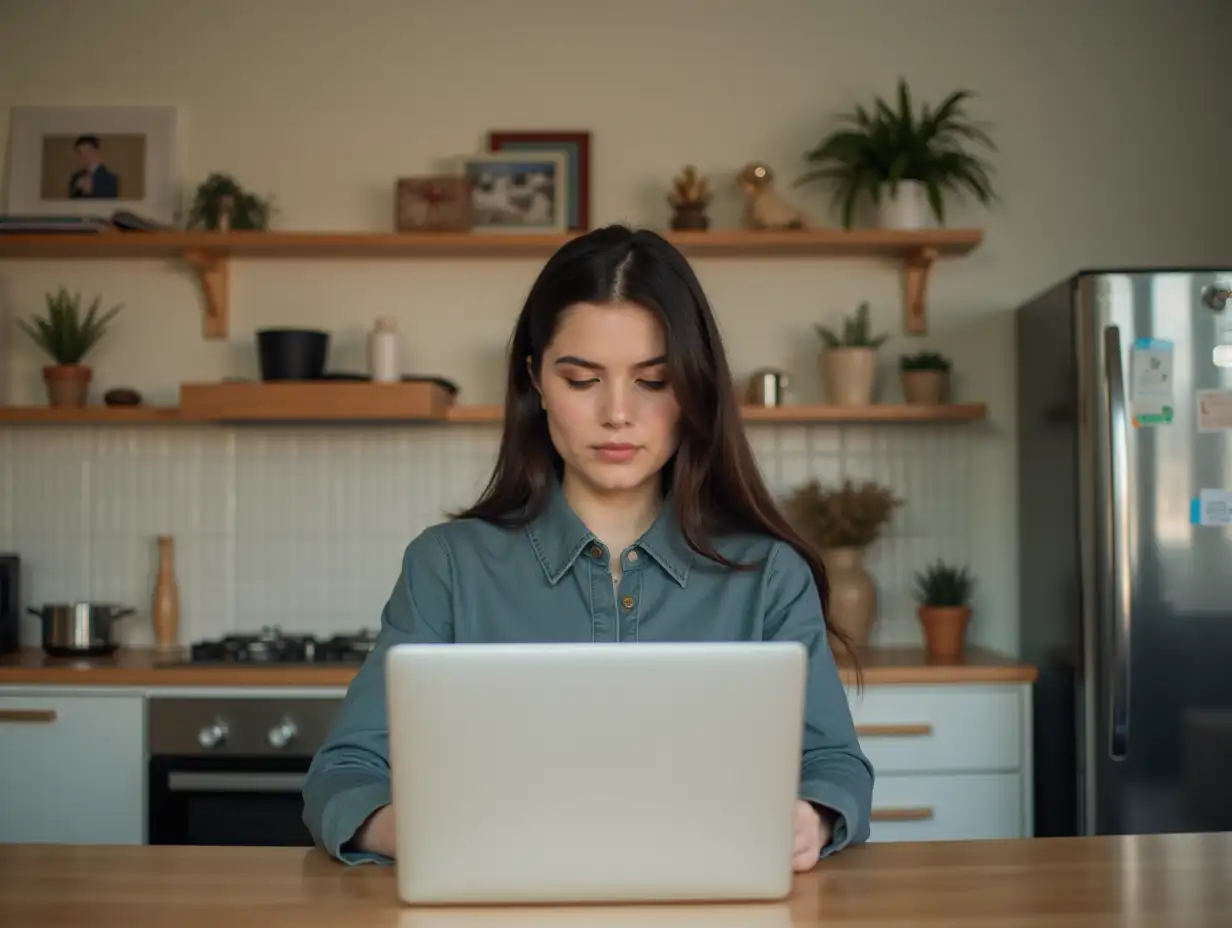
[525,475,694,588]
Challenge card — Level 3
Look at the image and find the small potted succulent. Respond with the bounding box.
[666,165,713,231]
[913,559,974,660]
[900,350,952,405]
[814,301,889,406]
[17,287,124,407]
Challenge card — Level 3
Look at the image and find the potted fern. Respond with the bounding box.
[900,350,952,405]
[794,77,997,229]
[17,287,124,407]
[815,301,888,406]
[913,559,974,660]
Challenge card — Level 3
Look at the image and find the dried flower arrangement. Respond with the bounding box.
[783,477,902,549]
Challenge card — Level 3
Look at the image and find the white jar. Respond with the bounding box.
[368,317,401,382]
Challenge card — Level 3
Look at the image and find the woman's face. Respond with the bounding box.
[533,301,682,499]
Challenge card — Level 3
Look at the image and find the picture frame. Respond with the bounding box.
[461,150,569,234]
[394,175,472,232]
[3,105,181,223]
[487,130,591,231]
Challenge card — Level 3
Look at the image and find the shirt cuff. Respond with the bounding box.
[800,780,860,859]
[321,780,394,865]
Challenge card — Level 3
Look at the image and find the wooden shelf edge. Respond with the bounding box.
[0,228,983,341]
[0,402,988,425]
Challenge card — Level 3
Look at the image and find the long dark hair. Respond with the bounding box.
[452,225,858,669]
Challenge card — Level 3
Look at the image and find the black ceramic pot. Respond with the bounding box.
[256,328,330,380]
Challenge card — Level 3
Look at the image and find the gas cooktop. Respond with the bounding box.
[174,625,379,665]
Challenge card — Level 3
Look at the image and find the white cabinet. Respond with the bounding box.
[849,683,1033,844]
[0,691,145,845]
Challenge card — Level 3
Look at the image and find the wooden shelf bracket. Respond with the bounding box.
[181,249,229,339]
[903,246,940,336]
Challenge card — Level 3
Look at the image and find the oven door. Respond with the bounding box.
[146,696,342,847]
[148,754,314,846]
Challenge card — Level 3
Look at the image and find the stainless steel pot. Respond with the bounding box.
[27,602,135,657]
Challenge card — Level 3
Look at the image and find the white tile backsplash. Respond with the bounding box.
[0,422,977,648]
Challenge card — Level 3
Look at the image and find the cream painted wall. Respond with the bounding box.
[1,0,1229,654]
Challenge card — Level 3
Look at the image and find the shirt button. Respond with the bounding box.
[589,545,602,558]
[621,595,635,610]
[626,550,639,563]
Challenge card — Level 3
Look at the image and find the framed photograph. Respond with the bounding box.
[487,130,590,231]
[395,175,471,232]
[4,105,181,222]
[462,151,568,233]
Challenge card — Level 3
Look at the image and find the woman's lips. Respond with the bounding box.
[594,443,639,463]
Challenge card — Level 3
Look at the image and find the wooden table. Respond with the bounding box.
[2,834,1229,927]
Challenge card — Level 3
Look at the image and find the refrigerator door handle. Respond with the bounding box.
[1103,324,1132,761]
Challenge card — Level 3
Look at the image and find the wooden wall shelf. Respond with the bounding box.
[0,228,983,339]
[0,399,988,426]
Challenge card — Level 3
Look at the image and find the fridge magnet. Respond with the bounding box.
[1130,337,1174,427]
[1189,489,1232,527]
[1197,389,1232,433]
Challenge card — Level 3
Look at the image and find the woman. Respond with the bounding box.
[302,224,874,870]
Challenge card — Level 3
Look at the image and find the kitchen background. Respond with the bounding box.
[0,0,1228,656]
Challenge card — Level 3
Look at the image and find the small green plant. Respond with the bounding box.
[814,301,889,350]
[17,287,123,365]
[914,560,973,607]
[794,77,997,228]
[186,172,274,230]
[901,350,951,372]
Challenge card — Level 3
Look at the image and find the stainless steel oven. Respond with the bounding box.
[147,696,343,846]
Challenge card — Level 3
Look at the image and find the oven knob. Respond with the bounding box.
[268,717,298,749]
[197,720,228,749]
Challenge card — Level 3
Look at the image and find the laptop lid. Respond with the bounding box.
[386,641,806,905]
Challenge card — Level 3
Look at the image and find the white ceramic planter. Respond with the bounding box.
[877,180,933,230]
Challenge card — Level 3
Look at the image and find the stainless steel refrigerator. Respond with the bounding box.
[1015,269,1232,837]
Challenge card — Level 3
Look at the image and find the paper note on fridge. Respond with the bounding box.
[1191,490,1232,527]
[1130,338,1174,426]
[1196,390,1232,432]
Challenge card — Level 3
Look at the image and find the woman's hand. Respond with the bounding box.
[793,799,832,871]
[355,803,397,858]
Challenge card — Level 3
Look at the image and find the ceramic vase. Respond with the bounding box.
[877,180,933,229]
[43,364,91,407]
[822,347,878,406]
[918,605,972,660]
[821,547,877,646]
[901,369,949,405]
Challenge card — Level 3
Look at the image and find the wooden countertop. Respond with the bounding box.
[0,644,1037,687]
[1,834,1227,927]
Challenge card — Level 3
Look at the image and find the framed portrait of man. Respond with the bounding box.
[4,105,181,223]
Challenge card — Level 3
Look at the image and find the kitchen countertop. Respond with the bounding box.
[1,833,1227,927]
[0,644,1037,687]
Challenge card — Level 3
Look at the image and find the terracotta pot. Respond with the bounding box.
[821,547,877,646]
[877,180,934,230]
[901,369,949,405]
[43,364,92,407]
[821,347,878,406]
[918,605,972,660]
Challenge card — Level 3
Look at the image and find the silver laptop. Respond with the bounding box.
[385,641,807,906]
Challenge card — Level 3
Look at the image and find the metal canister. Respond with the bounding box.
[746,369,789,407]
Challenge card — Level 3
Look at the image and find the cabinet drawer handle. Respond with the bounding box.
[856,723,933,737]
[0,709,57,723]
[871,806,935,822]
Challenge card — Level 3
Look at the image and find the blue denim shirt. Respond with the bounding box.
[302,479,874,864]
